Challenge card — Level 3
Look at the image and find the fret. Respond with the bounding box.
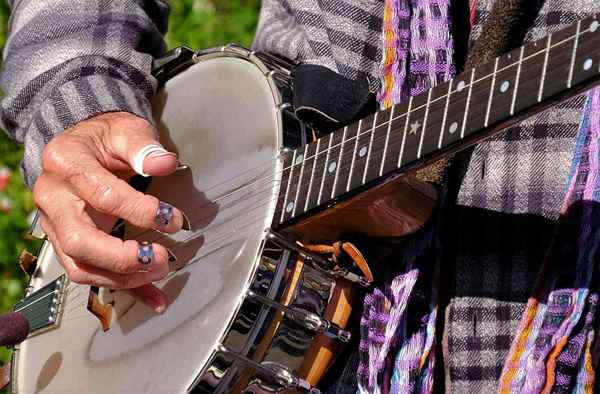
[541,23,579,102]
[380,99,411,175]
[538,34,552,102]
[364,109,391,182]
[362,112,378,184]
[330,127,348,199]
[398,93,428,167]
[333,122,360,197]
[280,149,304,222]
[570,17,600,88]
[316,133,334,205]
[379,105,395,176]
[510,46,525,115]
[397,96,414,168]
[438,79,453,149]
[345,115,376,190]
[567,20,582,88]
[275,149,296,223]
[508,38,548,120]
[417,89,433,158]
[305,132,333,210]
[484,58,499,127]
[345,119,363,192]
[460,68,475,138]
[418,80,452,159]
[464,61,496,138]
[291,144,309,216]
[437,70,471,148]
[296,142,319,214]
[485,48,521,128]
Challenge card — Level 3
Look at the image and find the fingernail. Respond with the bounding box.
[138,242,154,265]
[167,248,177,263]
[182,211,192,231]
[155,201,174,227]
[133,144,175,177]
[144,295,166,314]
[176,162,189,171]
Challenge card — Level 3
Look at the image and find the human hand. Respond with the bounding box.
[33,112,188,314]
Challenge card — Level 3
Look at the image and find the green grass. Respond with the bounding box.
[0,0,260,386]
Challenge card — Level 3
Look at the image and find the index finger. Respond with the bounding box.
[42,139,186,233]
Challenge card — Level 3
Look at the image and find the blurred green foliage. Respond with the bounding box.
[0,0,260,383]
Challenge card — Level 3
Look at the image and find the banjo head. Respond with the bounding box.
[13,51,283,393]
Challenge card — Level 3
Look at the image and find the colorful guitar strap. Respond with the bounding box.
[497,87,600,394]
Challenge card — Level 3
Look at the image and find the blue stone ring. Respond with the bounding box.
[155,201,174,227]
[138,242,154,265]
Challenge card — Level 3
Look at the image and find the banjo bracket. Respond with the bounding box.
[267,231,372,287]
[247,290,351,343]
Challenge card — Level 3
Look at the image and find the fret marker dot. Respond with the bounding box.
[358,146,368,157]
[584,58,593,71]
[500,80,510,93]
[285,202,294,213]
[456,81,466,92]
[449,122,459,134]
[591,21,599,32]
[295,154,303,164]
[328,161,337,173]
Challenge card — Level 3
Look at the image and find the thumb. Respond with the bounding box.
[132,144,179,177]
[104,113,179,177]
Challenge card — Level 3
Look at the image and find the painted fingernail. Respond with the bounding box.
[167,248,177,263]
[155,201,174,227]
[182,211,192,231]
[138,242,154,265]
[133,144,175,177]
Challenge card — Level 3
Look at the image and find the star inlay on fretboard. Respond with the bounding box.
[409,120,421,135]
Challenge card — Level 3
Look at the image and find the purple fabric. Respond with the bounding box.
[499,88,600,393]
[377,0,454,106]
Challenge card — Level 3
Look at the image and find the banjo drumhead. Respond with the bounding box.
[14,55,282,393]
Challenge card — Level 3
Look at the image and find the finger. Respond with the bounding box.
[43,223,169,290]
[99,113,179,177]
[35,177,173,274]
[128,285,168,315]
[40,143,186,233]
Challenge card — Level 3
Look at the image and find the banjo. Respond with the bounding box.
[6,15,600,393]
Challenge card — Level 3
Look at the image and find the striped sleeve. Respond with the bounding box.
[0,0,170,187]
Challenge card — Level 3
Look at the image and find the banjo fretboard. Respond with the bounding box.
[274,16,600,227]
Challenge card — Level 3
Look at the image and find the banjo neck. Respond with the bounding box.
[274,16,600,228]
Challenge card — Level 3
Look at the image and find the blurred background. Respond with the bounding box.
[0,0,261,378]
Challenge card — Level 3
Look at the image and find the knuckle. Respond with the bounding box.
[32,177,50,207]
[41,138,68,172]
[113,258,135,274]
[92,181,121,214]
[66,266,86,284]
[123,194,157,226]
[61,231,83,259]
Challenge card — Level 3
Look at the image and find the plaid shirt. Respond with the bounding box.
[0,0,385,188]
[3,1,600,392]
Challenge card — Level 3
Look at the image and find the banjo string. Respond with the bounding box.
[121,24,591,226]
[54,203,276,312]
